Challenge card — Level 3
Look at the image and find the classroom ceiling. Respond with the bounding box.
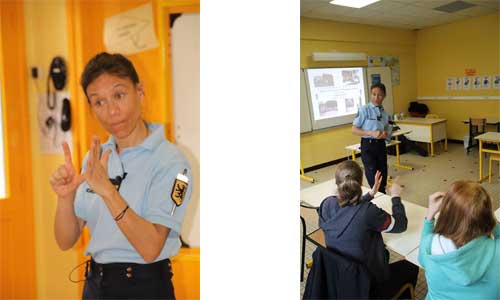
[301,0,500,29]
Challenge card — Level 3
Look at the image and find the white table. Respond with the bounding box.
[405,247,421,268]
[300,178,383,208]
[372,195,427,256]
[474,132,500,182]
[395,117,447,157]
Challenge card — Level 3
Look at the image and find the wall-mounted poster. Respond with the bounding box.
[371,73,381,85]
[493,75,500,89]
[367,55,400,86]
[472,76,481,89]
[463,76,471,90]
[446,77,455,90]
[481,75,491,89]
[455,77,462,90]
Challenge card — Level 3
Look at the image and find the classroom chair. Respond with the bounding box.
[300,201,322,282]
[467,118,486,154]
[303,245,415,300]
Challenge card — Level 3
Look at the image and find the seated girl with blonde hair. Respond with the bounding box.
[419,180,500,300]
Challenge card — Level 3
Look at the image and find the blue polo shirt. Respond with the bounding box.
[352,102,390,139]
[74,123,192,263]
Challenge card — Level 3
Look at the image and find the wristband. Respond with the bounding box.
[114,205,129,221]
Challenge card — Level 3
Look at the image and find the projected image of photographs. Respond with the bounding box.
[342,70,360,85]
[345,98,355,113]
[313,74,334,87]
[318,100,338,117]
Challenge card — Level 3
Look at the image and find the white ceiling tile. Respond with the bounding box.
[301,2,329,14]
[472,0,500,9]
[300,0,500,29]
[455,5,497,16]
[402,0,456,9]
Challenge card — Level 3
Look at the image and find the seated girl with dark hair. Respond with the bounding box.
[419,180,500,300]
[319,160,419,299]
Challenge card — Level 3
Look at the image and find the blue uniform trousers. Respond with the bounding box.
[361,138,388,194]
[83,258,175,300]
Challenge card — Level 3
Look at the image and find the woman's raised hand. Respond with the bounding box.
[426,191,445,220]
[369,170,382,197]
[49,142,85,200]
[84,136,114,199]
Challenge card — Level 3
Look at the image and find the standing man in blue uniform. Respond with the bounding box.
[352,83,390,194]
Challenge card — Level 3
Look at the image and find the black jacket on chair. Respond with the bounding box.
[303,246,372,300]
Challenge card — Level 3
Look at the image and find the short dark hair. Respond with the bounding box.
[335,160,363,207]
[80,52,139,100]
[370,82,386,96]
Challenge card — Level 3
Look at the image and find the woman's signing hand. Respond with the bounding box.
[84,137,114,199]
[49,142,85,200]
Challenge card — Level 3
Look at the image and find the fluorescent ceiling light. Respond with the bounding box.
[330,0,380,8]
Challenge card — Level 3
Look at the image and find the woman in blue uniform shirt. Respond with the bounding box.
[50,53,192,299]
[352,83,391,193]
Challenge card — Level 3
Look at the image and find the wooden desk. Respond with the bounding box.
[395,117,448,157]
[463,117,500,132]
[474,132,500,182]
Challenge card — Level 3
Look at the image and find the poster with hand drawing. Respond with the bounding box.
[38,92,72,154]
[481,75,491,89]
[494,75,500,89]
[104,3,159,55]
[462,76,471,90]
[472,76,481,89]
[446,77,455,90]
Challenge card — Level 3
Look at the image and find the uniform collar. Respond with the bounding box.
[102,123,164,152]
[368,101,384,111]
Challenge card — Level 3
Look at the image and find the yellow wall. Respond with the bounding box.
[24,1,80,298]
[0,2,37,298]
[300,17,417,168]
[416,12,500,140]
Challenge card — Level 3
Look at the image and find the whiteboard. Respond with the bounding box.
[300,69,312,133]
[303,67,369,131]
[300,67,394,132]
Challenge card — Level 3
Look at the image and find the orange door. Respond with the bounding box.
[0,1,37,298]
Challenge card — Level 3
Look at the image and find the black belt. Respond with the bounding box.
[87,258,172,282]
[361,138,385,144]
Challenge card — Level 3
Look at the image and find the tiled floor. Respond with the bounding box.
[300,142,500,299]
